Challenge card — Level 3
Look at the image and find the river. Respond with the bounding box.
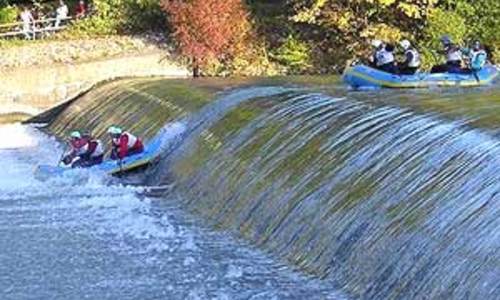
[0,123,345,299]
[1,77,499,299]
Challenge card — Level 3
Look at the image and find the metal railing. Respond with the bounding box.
[0,16,73,39]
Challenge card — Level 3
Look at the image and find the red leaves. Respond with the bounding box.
[162,0,251,64]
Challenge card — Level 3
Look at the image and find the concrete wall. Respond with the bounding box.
[0,51,189,116]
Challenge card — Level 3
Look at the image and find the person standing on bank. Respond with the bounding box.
[55,0,69,28]
[20,6,35,40]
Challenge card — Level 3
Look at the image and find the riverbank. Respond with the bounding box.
[0,35,168,70]
[0,35,189,118]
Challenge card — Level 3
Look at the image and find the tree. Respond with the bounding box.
[161,0,252,77]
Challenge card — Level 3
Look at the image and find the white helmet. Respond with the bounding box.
[400,39,411,50]
[70,130,81,139]
[371,39,383,48]
[107,126,122,135]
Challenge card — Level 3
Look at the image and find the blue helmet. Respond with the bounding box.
[472,40,481,50]
[440,35,451,45]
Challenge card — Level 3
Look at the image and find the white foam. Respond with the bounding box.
[183,256,196,266]
[180,234,198,251]
[0,124,175,252]
[0,124,63,193]
[186,288,207,300]
[158,121,187,151]
[225,264,244,278]
[0,123,41,149]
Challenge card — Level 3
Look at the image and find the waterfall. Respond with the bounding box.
[164,91,500,299]
[40,77,499,299]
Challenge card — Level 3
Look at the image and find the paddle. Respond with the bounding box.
[466,51,481,83]
[471,68,480,83]
[118,157,124,177]
[58,141,69,166]
[112,147,124,177]
[463,50,480,83]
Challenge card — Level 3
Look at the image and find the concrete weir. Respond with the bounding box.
[22,77,500,299]
[0,51,189,118]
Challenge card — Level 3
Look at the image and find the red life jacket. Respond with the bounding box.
[70,137,89,156]
[70,137,103,157]
[112,132,143,159]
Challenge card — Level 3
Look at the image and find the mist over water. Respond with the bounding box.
[0,123,345,300]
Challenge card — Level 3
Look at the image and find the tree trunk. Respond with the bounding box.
[192,57,200,78]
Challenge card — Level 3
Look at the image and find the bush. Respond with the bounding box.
[66,0,165,37]
[271,35,312,74]
[0,5,18,25]
[361,23,404,45]
[424,8,467,48]
[202,42,281,76]
[420,8,467,68]
[161,0,252,76]
[456,0,500,61]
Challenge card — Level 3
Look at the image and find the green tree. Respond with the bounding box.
[283,0,440,70]
[418,7,467,68]
[69,0,165,35]
[455,0,500,60]
[271,35,312,74]
[0,5,17,24]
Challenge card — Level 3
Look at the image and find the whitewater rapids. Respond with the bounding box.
[0,123,344,300]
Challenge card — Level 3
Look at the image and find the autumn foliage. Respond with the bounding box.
[161,0,252,76]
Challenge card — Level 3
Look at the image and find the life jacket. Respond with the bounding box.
[87,139,104,157]
[371,45,384,65]
[70,137,89,156]
[376,49,394,66]
[71,137,104,158]
[470,49,487,70]
[445,45,462,63]
[405,48,421,68]
[112,132,141,149]
[112,132,143,159]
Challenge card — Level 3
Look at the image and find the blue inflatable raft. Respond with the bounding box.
[34,122,186,180]
[343,64,498,89]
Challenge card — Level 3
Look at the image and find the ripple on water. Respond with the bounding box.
[0,123,346,300]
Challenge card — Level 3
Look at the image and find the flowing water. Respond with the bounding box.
[0,123,345,299]
[1,77,499,299]
[157,83,500,299]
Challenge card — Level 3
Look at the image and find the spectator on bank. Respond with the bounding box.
[55,0,69,28]
[76,0,87,19]
[32,3,46,33]
[20,7,35,40]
